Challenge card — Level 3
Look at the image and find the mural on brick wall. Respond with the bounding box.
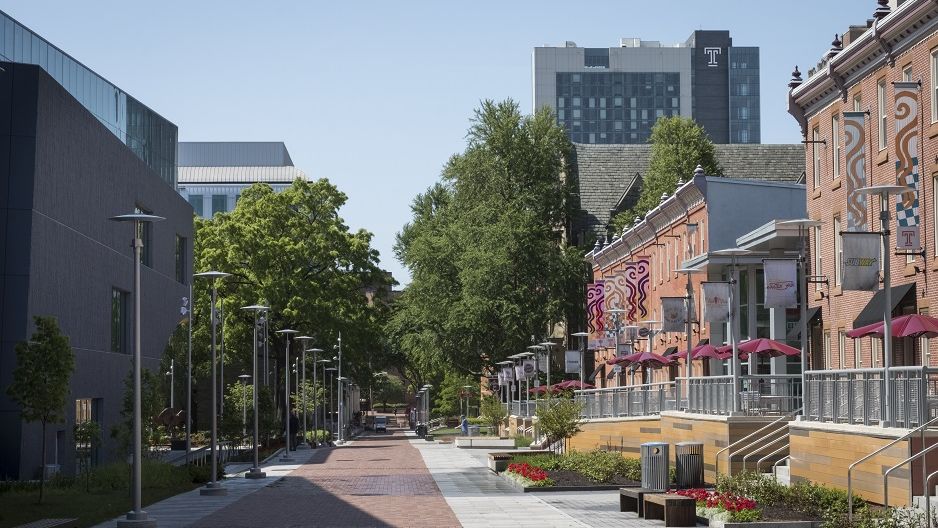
[586,281,606,349]
[844,111,868,231]
[624,257,650,322]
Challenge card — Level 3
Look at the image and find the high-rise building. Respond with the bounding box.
[533,30,760,145]
[0,11,191,479]
[177,142,307,218]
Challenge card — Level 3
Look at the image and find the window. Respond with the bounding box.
[872,338,881,367]
[878,79,887,151]
[824,331,832,369]
[812,126,821,189]
[813,225,823,291]
[921,309,931,366]
[903,65,913,82]
[838,330,846,368]
[187,195,204,217]
[739,129,749,143]
[934,174,938,256]
[572,97,581,107]
[854,339,862,367]
[833,215,842,286]
[832,114,841,179]
[854,94,862,112]
[572,109,581,119]
[211,194,227,216]
[557,97,564,108]
[134,206,152,267]
[932,49,938,122]
[175,235,187,284]
[558,109,565,120]
[111,288,127,354]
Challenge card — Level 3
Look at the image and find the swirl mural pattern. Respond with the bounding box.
[586,281,605,348]
[624,258,650,322]
[843,112,868,231]
[894,84,920,228]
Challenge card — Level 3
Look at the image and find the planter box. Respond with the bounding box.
[714,522,820,528]
[499,470,622,493]
[456,438,515,449]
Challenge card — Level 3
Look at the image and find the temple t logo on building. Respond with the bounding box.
[703,47,721,66]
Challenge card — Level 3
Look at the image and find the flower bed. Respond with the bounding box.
[671,489,762,523]
[504,450,642,489]
[505,462,554,488]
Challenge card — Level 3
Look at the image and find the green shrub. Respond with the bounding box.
[513,436,533,448]
[512,450,640,483]
[730,508,763,522]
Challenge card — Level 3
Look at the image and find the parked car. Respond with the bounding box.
[374,415,387,433]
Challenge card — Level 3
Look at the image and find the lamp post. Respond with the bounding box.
[110,212,163,528]
[275,329,298,462]
[712,248,752,414]
[309,348,323,447]
[856,184,908,428]
[675,267,702,409]
[778,219,824,417]
[571,332,589,388]
[539,341,558,395]
[335,333,344,444]
[240,304,268,479]
[422,384,433,427]
[184,285,193,466]
[194,270,230,496]
[238,374,251,438]
[165,359,174,409]
[318,359,331,444]
[294,336,314,449]
[325,367,337,440]
[219,302,225,419]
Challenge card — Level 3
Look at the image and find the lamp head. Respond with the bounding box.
[194,271,231,280]
[241,304,270,312]
[109,213,165,224]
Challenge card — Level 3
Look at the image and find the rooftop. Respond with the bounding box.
[179,142,294,167]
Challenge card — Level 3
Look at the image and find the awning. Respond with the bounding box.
[696,339,709,346]
[852,283,916,329]
[786,307,822,341]
[587,364,604,382]
[807,306,821,325]
[663,346,678,356]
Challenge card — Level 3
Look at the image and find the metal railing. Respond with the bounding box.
[508,399,552,417]
[679,375,802,416]
[574,382,677,419]
[805,366,938,427]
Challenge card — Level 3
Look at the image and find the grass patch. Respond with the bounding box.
[0,459,205,528]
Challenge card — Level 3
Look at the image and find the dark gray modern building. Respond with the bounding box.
[533,31,760,145]
[0,10,191,479]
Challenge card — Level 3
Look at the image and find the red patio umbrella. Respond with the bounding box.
[605,354,631,366]
[737,338,800,358]
[619,351,672,368]
[555,379,594,390]
[673,343,725,361]
[847,313,938,339]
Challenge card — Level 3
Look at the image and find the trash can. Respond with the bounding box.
[468,425,480,437]
[675,442,704,488]
[641,442,669,491]
[416,424,427,438]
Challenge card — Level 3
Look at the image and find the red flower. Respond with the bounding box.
[507,462,549,482]
[669,489,757,512]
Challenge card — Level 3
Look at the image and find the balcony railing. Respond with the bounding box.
[574,381,677,419]
[804,366,938,428]
[679,375,802,416]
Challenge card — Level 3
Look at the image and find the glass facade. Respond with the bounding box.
[182,183,290,218]
[0,10,178,187]
[556,72,680,144]
[728,47,760,144]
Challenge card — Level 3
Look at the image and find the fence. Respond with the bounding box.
[574,382,677,419]
[804,366,938,428]
[679,375,802,416]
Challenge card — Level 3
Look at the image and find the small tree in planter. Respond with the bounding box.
[535,397,583,452]
[7,316,75,503]
[480,395,507,438]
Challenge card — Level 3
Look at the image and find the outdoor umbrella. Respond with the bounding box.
[556,380,594,390]
[673,343,724,361]
[617,351,672,368]
[847,313,938,339]
[605,354,632,366]
[527,385,550,395]
[736,338,800,358]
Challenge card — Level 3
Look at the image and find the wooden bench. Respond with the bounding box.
[643,494,696,527]
[619,487,653,516]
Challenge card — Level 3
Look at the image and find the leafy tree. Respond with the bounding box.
[371,373,404,411]
[112,365,164,457]
[611,116,721,232]
[289,379,323,431]
[6,316,74,502]
[432,371,476,418]
[479,395,507,437]
[73,420,101,491]
[390,100,585,380]
[535,397,583,447]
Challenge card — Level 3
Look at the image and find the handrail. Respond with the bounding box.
[742,431,789,469]
[771,454,791,473]
[884,442,938,510]
[848,415,938,523]
[757,443,791,473]
[924,468,938,527]
[714,407,801,479]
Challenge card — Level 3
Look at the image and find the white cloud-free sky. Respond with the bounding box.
[4,1,877,285]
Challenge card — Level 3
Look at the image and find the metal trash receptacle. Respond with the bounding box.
[675,442,704,488]
[468,425,480,437]
[641,442,669,491]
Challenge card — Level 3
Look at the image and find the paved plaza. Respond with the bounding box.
[95,424,678,527]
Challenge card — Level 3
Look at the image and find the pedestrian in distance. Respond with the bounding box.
[460,415,468,436]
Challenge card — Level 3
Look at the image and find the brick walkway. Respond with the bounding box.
[194,431,460,527]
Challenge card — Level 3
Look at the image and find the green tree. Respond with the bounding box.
[6,316,75,503]
[371,373,404,411]
[611,116,721,232]
[112,365,165,456]
[73,420,101,491]
[390,100,585,379]
[535,397,583,446]
[432,371,476,418]
[479,395,507,437]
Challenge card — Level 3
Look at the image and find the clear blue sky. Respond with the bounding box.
[5,1,876,285]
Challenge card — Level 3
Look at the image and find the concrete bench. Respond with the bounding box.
[643,494,696,527]
[619,487,652,516]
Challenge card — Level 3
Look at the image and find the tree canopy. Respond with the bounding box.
[611,116,721,233]
[389,100,585,387]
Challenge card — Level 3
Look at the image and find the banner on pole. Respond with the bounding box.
[514,365,524,381]
[844,111,869,231]
[564,350,581,374]
[842,232,881,291]
[522,359,536,380]
[897,225,921,252]
[624,258,651,322]
[894,82,922,247]
[764,259,798,309]
[702,282,731,323]
[501,366,514,382]
[586,281,608,349]
[661,297,686,332]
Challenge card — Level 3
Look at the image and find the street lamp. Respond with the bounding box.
[294,336,314,450]
[712,248,752,414]
[308,348,323,447]
[675,267,702,409]
[325,367,337,440]
[275,329,298,462]
[422,385,433,427]
[110,212,163,528]
[165,359,174,410]
[571,332,589,388]
[240,304,268,479]
[334,333,344,444]
[194,270,230,497]
[856,184,909,427]
[318,359,332,444]
[238,374,251,438]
